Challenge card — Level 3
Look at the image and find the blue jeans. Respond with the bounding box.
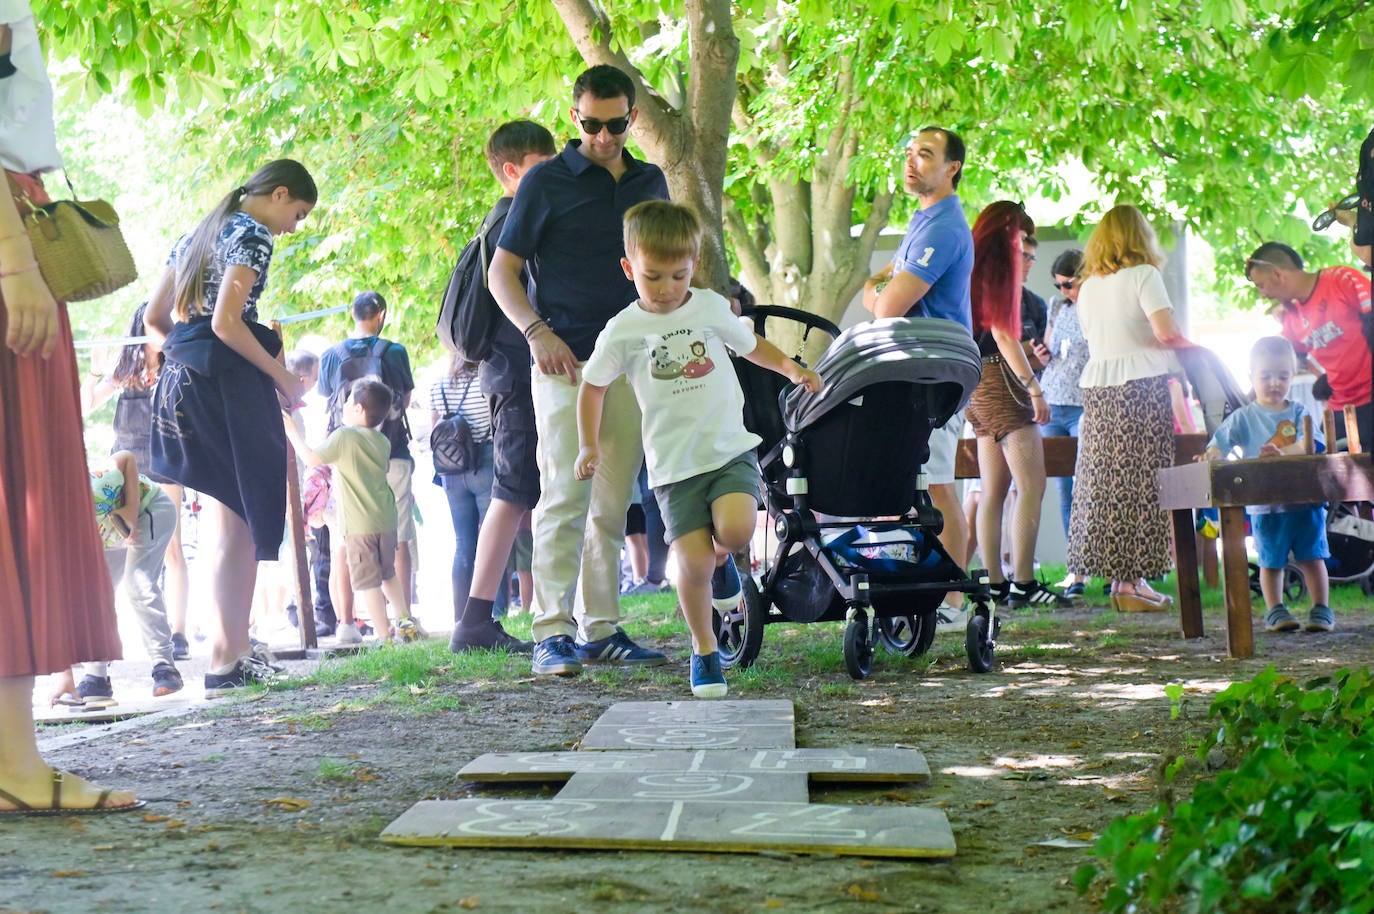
[439,442,507,621]
[1040,403,1083,538]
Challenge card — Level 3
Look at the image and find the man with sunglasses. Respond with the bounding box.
[488,64,670,677]
[1245,242,1372,450]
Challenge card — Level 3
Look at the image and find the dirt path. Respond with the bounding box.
[5,603,1370,914]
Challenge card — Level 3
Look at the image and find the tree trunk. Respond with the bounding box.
[550,0,738,295]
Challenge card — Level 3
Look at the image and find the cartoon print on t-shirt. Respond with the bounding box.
[648,337,684,380]
[680,340,715,379]
[645,332,716,382]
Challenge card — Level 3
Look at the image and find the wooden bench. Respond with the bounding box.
[953,434,1208,480]
[955,432,1220,609]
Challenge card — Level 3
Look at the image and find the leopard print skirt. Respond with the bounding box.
[1066,375,1173,581]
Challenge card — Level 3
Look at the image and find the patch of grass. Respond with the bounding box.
[315,756,373,783]
[274,711,335,732]
[817,680,858,698]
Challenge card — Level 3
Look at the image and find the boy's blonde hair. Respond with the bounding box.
[1082,204,1165,276]
[623,200,702,261]
[1250,335,1297,371]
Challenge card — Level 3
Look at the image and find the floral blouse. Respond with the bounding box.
[168,210,274,322]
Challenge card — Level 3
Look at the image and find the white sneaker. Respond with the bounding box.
[334,622,363,645]
[934,604,969,634]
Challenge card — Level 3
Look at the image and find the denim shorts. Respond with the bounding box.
[1252,507,1329,568]
[652,452,760,544]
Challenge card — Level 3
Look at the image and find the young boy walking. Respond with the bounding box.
[59,450,185,705]
[284,378,420,644]
[1198,336,1333,632]
[574,201,821,697]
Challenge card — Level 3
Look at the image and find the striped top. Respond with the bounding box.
[428,373,491,443]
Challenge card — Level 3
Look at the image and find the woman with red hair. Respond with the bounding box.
[964,201,1070,609]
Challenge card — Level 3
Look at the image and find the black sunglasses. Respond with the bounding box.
[1312,192,1361,231]
[576,114,631,136]
[1053,280,1077,290]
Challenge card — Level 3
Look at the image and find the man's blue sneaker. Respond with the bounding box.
[574,627,667,666]
[711,555,743,611]
[690,652,727,699]
[531,635,583,677]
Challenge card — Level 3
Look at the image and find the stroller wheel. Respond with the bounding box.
[713,575,765,670]
[1362,575,1374,597]
[965,605,996,673]
[1282,563,1307,604]
[876,613,936,658]
[843,610,874,680]
[1250,561,1309,603]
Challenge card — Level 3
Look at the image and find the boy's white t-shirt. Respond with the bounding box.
[582,287,761,487]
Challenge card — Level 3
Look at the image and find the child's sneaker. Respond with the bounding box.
[171,632,191,660]
[1265,604,1301,632]
[393,617,427,643]
[690,652,727,699]
[334,622,363,645]
[1305,604,1334,633]
[76,674,116,709]
[711,555,743,611]
[151,662,184,697]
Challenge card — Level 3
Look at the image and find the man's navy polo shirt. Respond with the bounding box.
[892,193,973,330]
[497,139,670,360]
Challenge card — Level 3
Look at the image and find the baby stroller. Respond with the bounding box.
[1176,346,1374,597]
[713,310,993,679]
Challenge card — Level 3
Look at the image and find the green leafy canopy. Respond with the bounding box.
[33,0,1373,354]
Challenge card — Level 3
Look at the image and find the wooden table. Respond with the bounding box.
[1159,454,1374,658]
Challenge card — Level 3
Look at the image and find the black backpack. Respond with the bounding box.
[429,376,479,476]
[326,338,410,452]
[437,202,508,362]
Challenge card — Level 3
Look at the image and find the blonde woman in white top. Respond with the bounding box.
[1066,205,1192,613]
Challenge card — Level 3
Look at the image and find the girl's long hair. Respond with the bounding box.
[110,301,156,391]
[449,351,478,377]
[1081,204,1164,277]
[969,200,1033,338]
[172,159,317,320]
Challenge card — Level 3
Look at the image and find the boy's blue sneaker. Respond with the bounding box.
[690,652,728,699]
[574,627,667,666]
[1306,604,1334,633]
[531,635,583,676]
[711,555,743,611]
[1265,604,1300,632]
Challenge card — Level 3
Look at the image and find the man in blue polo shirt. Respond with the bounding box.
[488,64,670,677]
[863,125,974,633]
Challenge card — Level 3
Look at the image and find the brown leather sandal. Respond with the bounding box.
[0,770,145,816]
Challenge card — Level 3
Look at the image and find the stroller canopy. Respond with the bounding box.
[783,317,981,433]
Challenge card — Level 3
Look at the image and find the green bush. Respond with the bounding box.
[1075,667,1374,914]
